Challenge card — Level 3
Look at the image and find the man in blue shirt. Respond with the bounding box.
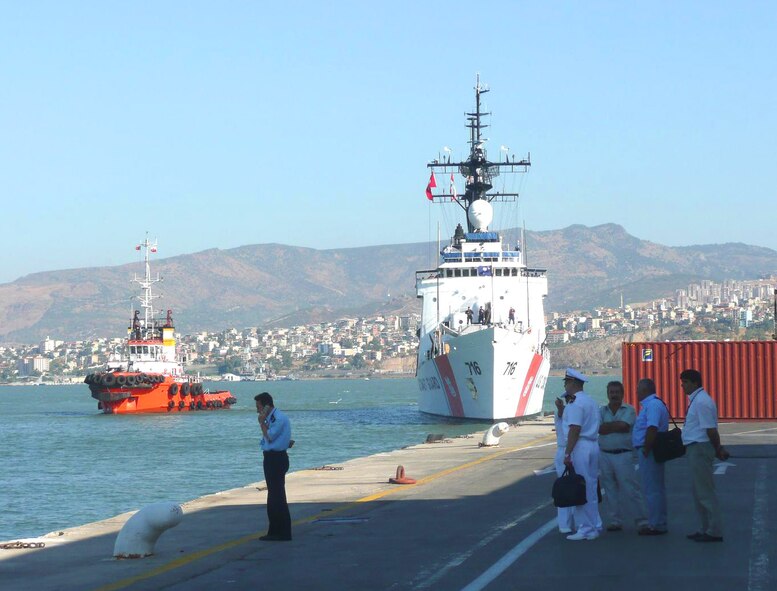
[632,378,669,535]
[255,392,293,541]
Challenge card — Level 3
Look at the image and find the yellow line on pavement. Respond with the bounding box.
[93,434,555,591]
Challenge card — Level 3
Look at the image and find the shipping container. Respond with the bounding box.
[622,341,777,420]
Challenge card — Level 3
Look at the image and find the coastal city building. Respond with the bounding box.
[0,276,774,383]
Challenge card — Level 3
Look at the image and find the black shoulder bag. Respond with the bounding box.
[652,399,687,463]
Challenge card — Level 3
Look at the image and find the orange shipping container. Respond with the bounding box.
[622,341,777,421]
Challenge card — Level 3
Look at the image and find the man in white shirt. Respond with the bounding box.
[562,368,602,541]
[680,369,729,543]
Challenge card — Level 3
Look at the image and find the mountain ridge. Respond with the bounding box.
[2,224,776,343]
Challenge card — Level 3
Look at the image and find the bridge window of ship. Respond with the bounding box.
[454,269,461,277]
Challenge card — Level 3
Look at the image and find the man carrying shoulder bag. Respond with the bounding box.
[633,378,669,536]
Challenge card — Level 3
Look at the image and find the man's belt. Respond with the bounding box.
[601,448,632,454]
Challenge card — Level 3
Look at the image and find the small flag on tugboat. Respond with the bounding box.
[450,173,457,201]
[426,172,437,201]
[150,247,157,253]
[135,245,141,251]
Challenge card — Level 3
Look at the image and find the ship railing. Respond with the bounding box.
[415,270,441,282]
[441,323,491,337]
[521,268,547,278]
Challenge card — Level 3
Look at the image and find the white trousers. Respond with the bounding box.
[554,447,574,531]
[570,439,601,537]
[599,450,647,529]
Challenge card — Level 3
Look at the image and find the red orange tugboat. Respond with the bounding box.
[84,237,236,414]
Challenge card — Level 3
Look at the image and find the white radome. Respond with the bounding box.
[468,199,493,231]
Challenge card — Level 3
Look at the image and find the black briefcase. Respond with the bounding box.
[552,465,587,507]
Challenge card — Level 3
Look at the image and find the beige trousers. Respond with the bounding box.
[686,441,723,537]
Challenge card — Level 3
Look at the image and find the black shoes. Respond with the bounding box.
[259,534,292,542]
[693,533,723,543]
[638,527,668,536]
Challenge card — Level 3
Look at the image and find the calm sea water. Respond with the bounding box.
[0,375,616,541]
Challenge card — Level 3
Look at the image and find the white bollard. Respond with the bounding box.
[480,422,510,447]
[113,502,183,558]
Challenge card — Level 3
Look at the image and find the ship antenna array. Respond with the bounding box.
[132,236,162,336]
[426,76,532,232]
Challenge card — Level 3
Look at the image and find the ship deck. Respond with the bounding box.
[2,418,776,590]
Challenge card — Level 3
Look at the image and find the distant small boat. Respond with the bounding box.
[329,398,342,404]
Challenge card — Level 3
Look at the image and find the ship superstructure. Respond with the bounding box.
[416,80,550,420]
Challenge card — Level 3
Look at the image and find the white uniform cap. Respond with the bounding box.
[564,367,588,383]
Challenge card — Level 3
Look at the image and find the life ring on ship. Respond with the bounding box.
[116,375,127,387]
[169,384,179,396]
[189,402,195,410]
[127,375,137,387]
[168,401,174,410]
[196,401,203,410]
[103,374,116,387]
[181,383,190,396]
[206,401,213,408]
[178,400,185,410]
[192,383,202,395]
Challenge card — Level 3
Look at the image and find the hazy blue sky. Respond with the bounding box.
[1,1,775,283]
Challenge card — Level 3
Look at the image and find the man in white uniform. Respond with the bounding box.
[562,368,602,541]
[554,393,575,534]
[598,380,648,532]
[680,369,729,543]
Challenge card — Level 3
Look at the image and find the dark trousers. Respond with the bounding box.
[263,450,291,538]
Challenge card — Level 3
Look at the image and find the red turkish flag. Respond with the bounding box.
[425,172,437,201]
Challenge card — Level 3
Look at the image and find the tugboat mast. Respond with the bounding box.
[131,236,162,339]
[427,76,531,232]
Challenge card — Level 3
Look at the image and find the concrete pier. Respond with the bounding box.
[2,418,776,590]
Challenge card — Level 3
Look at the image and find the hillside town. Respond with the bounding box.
[1,277,775,384]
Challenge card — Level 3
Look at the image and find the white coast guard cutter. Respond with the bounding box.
[415,80,550,420]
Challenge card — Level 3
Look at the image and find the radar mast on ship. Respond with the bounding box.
[130,236,171,341]
[427,75,531,232]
